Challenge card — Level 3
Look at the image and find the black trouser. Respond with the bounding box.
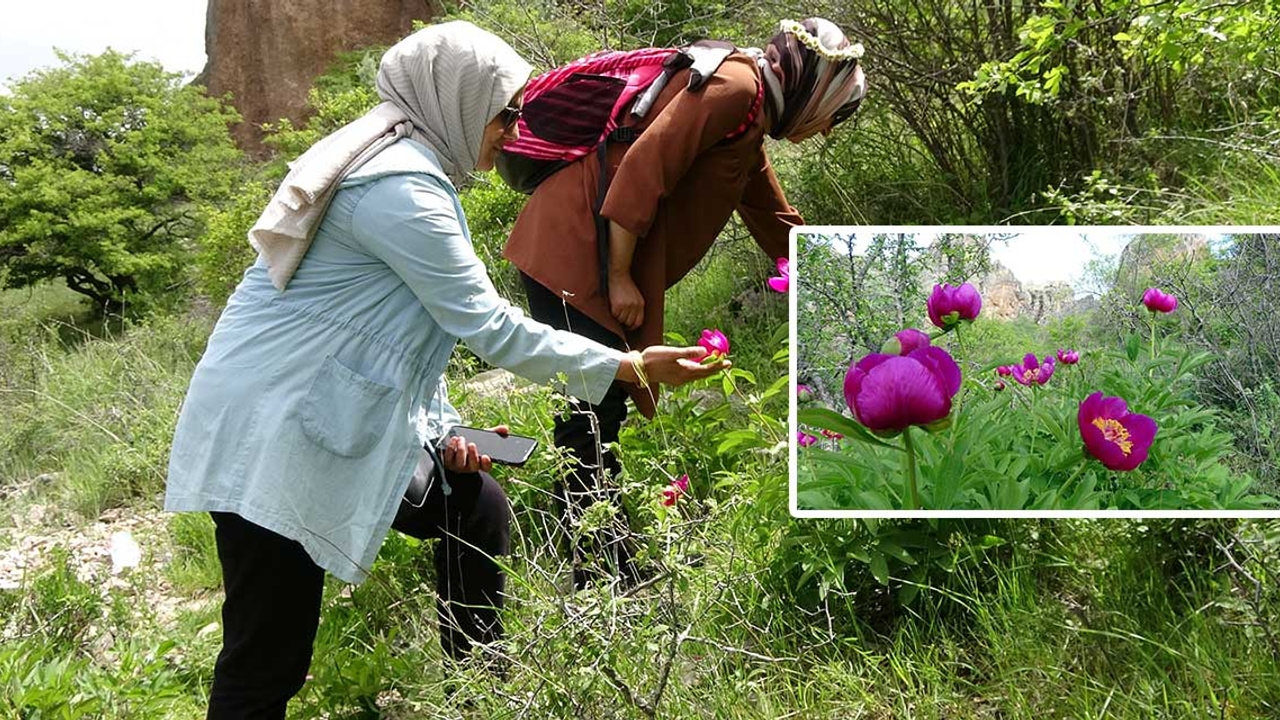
[521,273,639,588]
[206,469,510,719]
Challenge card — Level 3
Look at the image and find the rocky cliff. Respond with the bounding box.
[197,0,441,153]
[1114,233,1211,298]
[973,264,1077,323]
[921,238,1079,323]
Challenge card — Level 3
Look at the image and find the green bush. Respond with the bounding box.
[0,50,243,315]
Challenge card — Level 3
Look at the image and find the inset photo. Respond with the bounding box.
[794,229,1279,513]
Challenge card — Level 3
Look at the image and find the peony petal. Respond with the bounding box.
[853,356,951,431]
[1079,392,1103,422]
[909,346,962,398]
[1123,412,1158,448]
[844,354,894,417]
[895,328,931,355]
[1039,358,1055,384]
[926,285,945,328]
[1012,366,1030,386]
[954,283,982,320]
[1097,394,1129,418]
[767,276,789,293]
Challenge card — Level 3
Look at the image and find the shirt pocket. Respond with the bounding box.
[300,355,399,458]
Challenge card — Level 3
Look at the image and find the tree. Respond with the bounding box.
[0,50,242,314]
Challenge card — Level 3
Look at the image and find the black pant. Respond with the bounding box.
[521,273,639,588]
[206,469,510,719]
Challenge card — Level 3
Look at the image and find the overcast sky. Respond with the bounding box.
[0,1,207,90]
[826,231,1137,295]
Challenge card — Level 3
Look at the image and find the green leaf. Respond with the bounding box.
[877,540,916,565]
[869,553,891,586]
[798,407,904,452]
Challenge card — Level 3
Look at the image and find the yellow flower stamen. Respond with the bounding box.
[1092,417,1133,455]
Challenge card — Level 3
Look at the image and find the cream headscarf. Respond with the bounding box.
[248,21,532,290]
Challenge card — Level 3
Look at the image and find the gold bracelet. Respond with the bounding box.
[629,350,650,387]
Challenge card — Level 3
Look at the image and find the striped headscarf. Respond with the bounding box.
[376,21,532,183]
[756,18,866,140]
[249,21,532,290]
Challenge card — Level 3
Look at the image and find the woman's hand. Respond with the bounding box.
[609,271,645,330]
[618,346,730,387]
[439,424,508,474]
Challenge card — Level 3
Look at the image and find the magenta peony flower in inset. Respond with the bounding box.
[927,282,982,330]
[881,328,931,356]
[796,384,813,401]
[796,431,819,447]
[996,365,1013,377]
[767,257,790,293]
[1142,287,1178,313]
[1078,392,1158,471]
[843,346,961,434]
[994,380,1006,392]
[820,429,844,440]
[697,329,730,358]
[662,474,690,506]
[1057,348,1080,365]
[1012,353,1055,386]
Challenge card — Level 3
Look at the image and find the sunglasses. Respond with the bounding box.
[498,104,522,131]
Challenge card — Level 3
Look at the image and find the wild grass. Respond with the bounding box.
[1,247,1278,719]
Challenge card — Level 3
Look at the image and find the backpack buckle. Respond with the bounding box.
[609,126,641,143]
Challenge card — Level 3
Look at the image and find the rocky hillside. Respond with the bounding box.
[921,237,1082,323]
[196,0,441,153]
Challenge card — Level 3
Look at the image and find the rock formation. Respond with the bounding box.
[196,0,441,153]
[1114,233,1211,298]
[920,237,1080,323]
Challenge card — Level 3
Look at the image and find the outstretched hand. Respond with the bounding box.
[635,346,730,387]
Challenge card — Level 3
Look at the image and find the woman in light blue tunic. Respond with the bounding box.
[165,21,726,718]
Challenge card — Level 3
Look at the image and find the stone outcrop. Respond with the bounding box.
[970,267,1076,323]
[1114,233,1211,298]
[921,243,1079,323]
[197,0,441,153]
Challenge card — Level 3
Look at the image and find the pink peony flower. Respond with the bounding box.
[1012,353,1056,386]
[662,474,690,506]
[843,346,961,434]
[996,365,1013,377]
[820,429,844,440]
[767,257,790,293]
[697,329,731,358]
[927,283,982,330]
[1078,392,1158,471]
[796,431,820,447]
[881,328,931,356]
[1057,348,1080,365]
[1142,287,1178,313]
[994,380,1006,391]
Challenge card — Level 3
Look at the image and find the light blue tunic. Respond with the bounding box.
[165,140,620,583]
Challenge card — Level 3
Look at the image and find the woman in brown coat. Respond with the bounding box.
[504,18,866,587]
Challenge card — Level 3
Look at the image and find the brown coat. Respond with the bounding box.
[504,53,802,416]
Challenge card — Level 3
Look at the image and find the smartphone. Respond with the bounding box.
[437,426,538,466]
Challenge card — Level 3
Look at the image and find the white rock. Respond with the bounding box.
[110,531,142,574]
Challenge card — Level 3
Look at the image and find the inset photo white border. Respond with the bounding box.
[788,225,1280,519]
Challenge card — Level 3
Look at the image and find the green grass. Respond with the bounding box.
[1,243,1278,719]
